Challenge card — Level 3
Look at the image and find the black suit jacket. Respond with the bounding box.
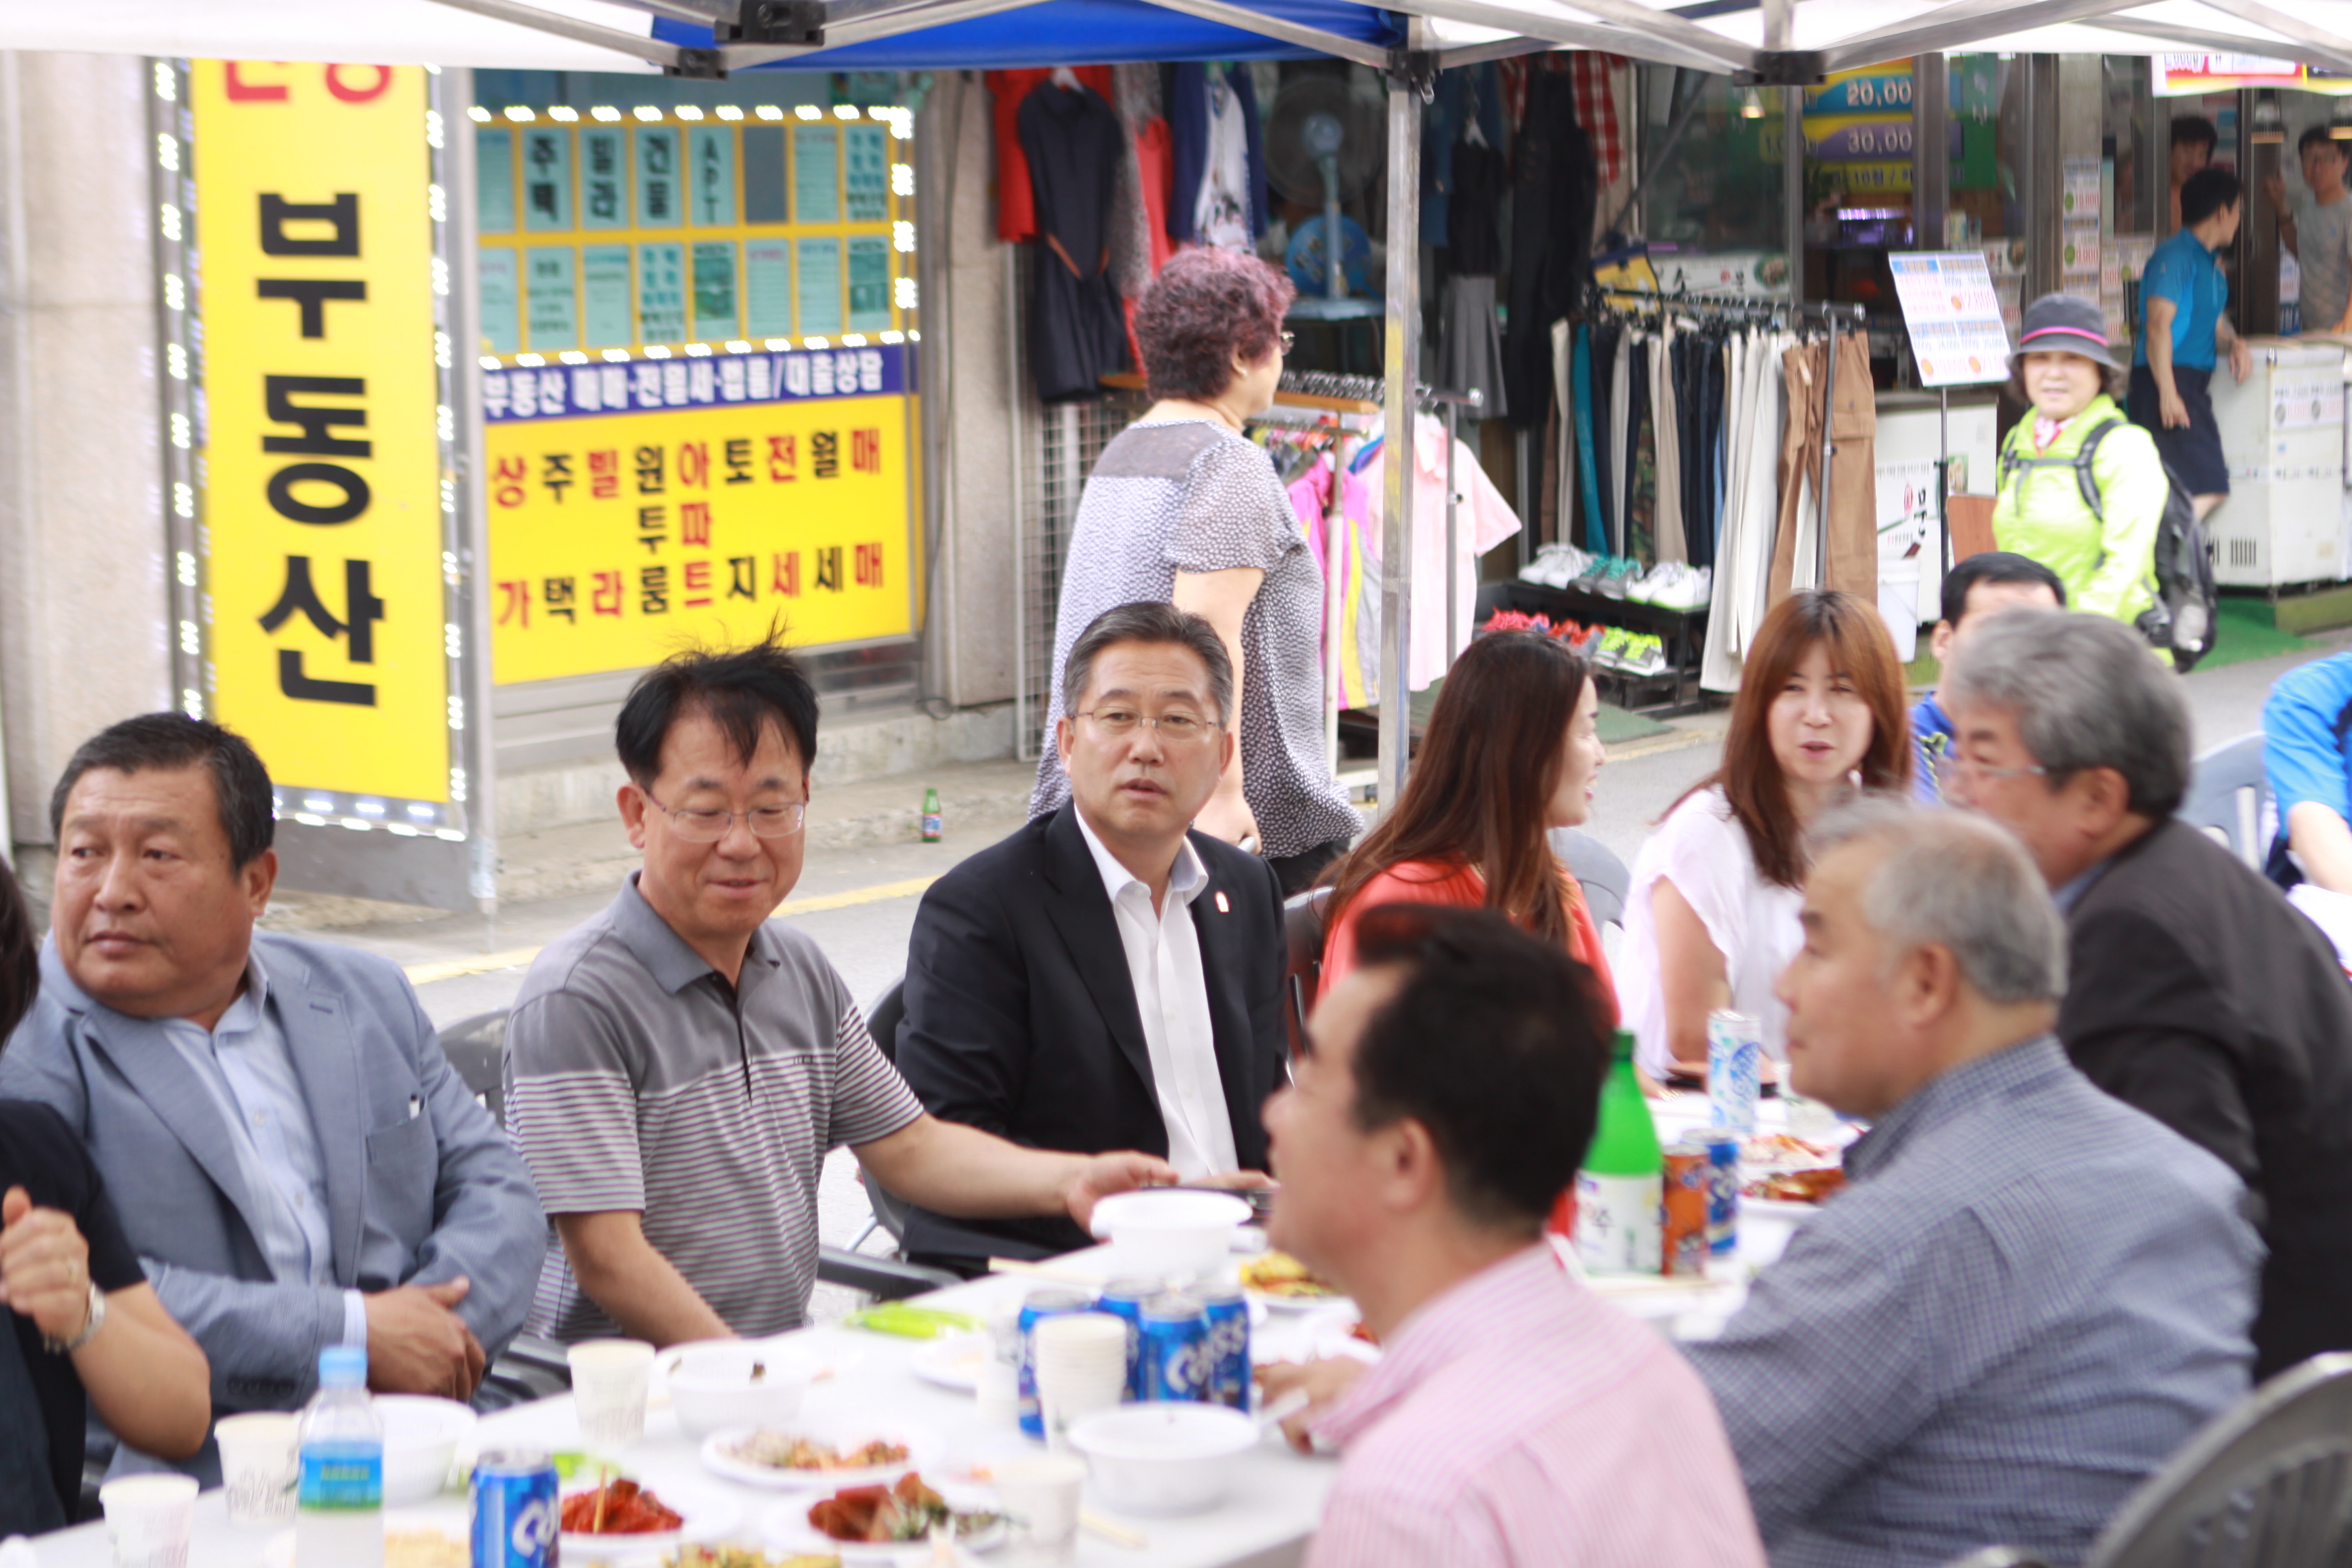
[895,805,1289,1263]
[2061,817,2352,1377]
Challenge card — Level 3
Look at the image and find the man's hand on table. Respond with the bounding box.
[1058,1152,1181,1231]
[367,1277,487,1400]
[1256,1358,1367,1453]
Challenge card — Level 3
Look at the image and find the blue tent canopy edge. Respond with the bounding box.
[653,0,1407,69]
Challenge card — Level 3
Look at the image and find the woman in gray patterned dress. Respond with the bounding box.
[1029,248,1361,893]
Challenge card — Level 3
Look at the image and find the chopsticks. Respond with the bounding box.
[986,1257,1105,1286]
[1081,1509,1149,1550]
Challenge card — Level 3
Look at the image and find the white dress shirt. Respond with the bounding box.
[161,953,368,1348]
[1073,808,1239,1179]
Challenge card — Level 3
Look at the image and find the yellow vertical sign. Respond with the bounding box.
[193,61,449,807]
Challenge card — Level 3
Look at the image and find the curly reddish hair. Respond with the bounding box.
[1134,248,1296,402]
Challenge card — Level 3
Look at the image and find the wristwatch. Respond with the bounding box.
[44,1280,105,1355]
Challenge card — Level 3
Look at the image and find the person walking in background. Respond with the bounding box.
[2134,166,2252,523]
[2266,127,2352,336]
[1262,904,1766,1568]
[1910,552,2066,802]
[1028,246,1361,895]
[1318,632,1611,1007]
[1619,589,1911,1081]
[1994,295,2169,630]
[1945,611,2352,1377]
[898,604,1282,1273]
[1686,802,2257,1568]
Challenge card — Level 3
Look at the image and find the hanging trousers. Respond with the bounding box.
[1573,325,1605,557]
[1769,333,1878,603]
[1650,331,1685,564]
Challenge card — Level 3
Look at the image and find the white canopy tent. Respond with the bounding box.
[8,0,2324,798]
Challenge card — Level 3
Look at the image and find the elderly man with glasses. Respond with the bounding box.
[896,602,1285,1273]
[502,632,1179,1345]
[1944,610,2352,1380]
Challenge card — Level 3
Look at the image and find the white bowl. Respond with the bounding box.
[1067,1403,1262,1517]
[663,1341,814,1441]
[1087,1190,1253,1284]
[372,1395,475,1505]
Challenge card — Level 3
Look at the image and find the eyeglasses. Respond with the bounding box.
[1277,331,1296,355]
[1933,755,2048,786]
[641,790,807,841]
[1076,708,1220,744]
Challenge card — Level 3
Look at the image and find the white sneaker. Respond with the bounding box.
[1652,564,1712,612]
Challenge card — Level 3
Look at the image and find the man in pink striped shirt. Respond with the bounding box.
[1260,904,1765,1567]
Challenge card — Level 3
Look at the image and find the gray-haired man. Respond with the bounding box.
[1684,802,2257,1568]
[1944,610,2352,1378]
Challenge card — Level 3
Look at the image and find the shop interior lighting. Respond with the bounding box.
[592,105,622,122]
[841,333,867,346]
[549,106,579,122]
[602,348,632,361]
[764,337,791,350]
[644,344,672,357]
[796,105,823,120]
[468,105,491,122]
[757,105,786,120]
[804,336,830,348]
[1737,86,1765,118]
[635,105,664,122]
[880,329,904,344]
[2252,92,2286,144]
[725,340,752,353]
[559,350,589,364]
[717,105,745,120]
[677,105,705,120]
[479,355,502,370]
[503,105,536,122]
[892,163,915,195]
[515,352,546,366]
[834,105,861,120]
[685,342,713,355]
[907,330,920,341]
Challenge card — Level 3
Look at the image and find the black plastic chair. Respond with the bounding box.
[823,979,956,1301]
[1281,887,1333,1059]
[1551,826,1632,930]
[2178,732,2270,872]
[2084,1351,2352,1568]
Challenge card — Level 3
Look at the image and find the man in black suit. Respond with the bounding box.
[1946,610,2352,1378]
[897,602,1286,1271]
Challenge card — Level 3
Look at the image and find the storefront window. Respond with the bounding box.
[1635,68,1788,294]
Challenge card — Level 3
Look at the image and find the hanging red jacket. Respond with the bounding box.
[987,67,1116,242]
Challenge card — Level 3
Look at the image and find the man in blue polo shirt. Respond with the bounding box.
[2132,165,2251,521]
[1911,551,2066,803]
[2266,653,2352,896]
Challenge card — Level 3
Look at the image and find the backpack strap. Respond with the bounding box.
[2068,414,2125,524]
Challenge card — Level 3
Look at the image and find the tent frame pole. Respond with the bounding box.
[413,0,687,67]
[1377,26,1431,815]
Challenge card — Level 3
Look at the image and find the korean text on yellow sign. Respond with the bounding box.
[193,61,451,806]
[484,346,915,684]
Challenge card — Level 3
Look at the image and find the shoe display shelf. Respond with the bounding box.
[1477,581,1711,717]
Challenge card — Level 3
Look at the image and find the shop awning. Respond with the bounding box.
[10,0,2352,78]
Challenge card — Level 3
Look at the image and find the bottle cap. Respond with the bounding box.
[1611,1029,1635,1061]
[318,1345,368,1387]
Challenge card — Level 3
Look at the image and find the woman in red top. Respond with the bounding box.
[1319,632,1613,1014]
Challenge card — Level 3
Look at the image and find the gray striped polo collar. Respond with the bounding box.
[610,870,783,995]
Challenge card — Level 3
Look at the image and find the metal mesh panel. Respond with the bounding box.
[1010,243,1145,759]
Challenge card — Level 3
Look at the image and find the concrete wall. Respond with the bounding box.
[0,52,171,851]
[928,71,1020,710]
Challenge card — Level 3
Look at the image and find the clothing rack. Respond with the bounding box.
[1584,287,1864,587]
[1248,406,1372,772]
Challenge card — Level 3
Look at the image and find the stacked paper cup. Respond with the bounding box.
[1031,1311,1130,1446]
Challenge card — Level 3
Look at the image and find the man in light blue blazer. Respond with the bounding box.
[0,715,543,1480]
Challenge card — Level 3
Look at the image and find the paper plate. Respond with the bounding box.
[908,1332,992,1393]
[557,1474,740,1561]
[700,1422,939,1491]
[761,1486,1007,1565]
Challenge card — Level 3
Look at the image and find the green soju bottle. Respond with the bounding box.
[1574,1030,1663,1275]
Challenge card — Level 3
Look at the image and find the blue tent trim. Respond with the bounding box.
[653,0,1406,68]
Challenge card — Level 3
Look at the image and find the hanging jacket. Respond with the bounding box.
[1991,393,2166,627]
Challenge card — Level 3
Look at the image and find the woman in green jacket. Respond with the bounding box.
[1991,293,2169,627]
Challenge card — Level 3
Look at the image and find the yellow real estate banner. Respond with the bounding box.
[193,61,451,806]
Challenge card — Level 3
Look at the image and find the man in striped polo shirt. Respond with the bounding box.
[503,634,1179,1345]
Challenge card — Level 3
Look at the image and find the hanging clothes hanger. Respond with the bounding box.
[1050,66,1081,91]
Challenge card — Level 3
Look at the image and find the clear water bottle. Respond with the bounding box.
[295,1345,384,1568]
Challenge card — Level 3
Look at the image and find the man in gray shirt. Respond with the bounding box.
[505,632,1181,1345]
[1683,803,2258,1568]
[2270,127,2352,336]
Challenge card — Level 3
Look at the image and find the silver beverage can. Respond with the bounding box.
[1707,1009,1762,1136]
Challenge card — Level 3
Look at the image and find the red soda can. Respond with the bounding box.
[1662,1141,1712,1277]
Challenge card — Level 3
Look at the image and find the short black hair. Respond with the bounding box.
[615,621,819,787]
[1939,551,2068,627]
[1343,904,1612,1232]
[0,855,38,1042]
[2183,166,2243,227]
[1062,602,1235,726]
[50,714,276,868]
[2301,125,2347,159]
[2172,114,2219,153]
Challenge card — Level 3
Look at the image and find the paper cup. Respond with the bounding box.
[567,1338,655,1450]
[994,1454,1085,1566]
[99,1474,199,1568]
[214,1412,300,1526]
[1033,1313,1129,1443]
